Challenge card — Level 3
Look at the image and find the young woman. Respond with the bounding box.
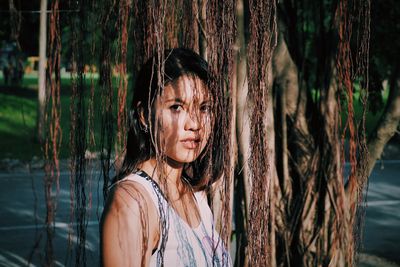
[100,48,231,266]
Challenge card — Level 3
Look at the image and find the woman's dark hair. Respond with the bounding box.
[116,48,223,191]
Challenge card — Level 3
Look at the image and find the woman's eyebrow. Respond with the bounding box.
[165,97,184,103]
[200,99,211,104]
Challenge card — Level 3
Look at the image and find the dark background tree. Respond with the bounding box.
[265,0,399,266]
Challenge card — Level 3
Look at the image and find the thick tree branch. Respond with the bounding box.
[364,65,400,177]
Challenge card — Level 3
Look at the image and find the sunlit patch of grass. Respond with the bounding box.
[0,73,132,160]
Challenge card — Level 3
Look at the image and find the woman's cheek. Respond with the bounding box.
[162,109,177,126]
[203,115,212,136]
[162,110,182,139]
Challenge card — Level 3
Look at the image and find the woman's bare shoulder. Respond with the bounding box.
[103,179,157,219]
[100,179,160,266]
[100,180,159,267]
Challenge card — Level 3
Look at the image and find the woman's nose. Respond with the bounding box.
[184,111,201,131]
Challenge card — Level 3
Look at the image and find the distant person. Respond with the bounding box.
[100,48,232,266]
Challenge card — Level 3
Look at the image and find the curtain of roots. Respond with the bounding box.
[37,0,371,265]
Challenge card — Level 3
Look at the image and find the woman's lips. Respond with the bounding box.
[181,139,201,149]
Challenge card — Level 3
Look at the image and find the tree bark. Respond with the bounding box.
[198,0,207,59]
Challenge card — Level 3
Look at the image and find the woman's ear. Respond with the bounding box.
[137,102,148,130]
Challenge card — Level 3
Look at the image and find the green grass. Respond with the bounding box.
[0,73,130,160]
[0,89,39,160]
[0,76,70,160]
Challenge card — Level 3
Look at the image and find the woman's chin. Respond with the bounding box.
[166,153,199,166]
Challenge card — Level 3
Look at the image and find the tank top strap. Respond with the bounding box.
[119,170,168,217]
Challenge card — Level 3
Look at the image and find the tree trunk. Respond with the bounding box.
[234,1,251,266]
[37,0,47,144]
[235,0,251,213]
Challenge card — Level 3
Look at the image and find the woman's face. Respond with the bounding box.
[154,75,212,164]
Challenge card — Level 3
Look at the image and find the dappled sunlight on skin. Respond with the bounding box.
[155,75,212,165]
[136,75,215,232]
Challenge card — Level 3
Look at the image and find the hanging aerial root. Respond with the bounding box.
[246,0,277,265]
[336,0,371,264]
[205,0,237,259]
[43,1,62,266]
[116,0,132,164]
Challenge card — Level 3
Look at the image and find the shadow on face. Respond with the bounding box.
[152,75,213,165]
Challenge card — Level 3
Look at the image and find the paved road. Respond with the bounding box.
[0,170,103,266]
[0,162,399,266]
[361,160,400,265]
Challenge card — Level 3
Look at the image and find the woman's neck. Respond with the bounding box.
[139,158,186,196]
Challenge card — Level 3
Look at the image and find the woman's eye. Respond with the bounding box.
[170,104,183,112]
[200,104,211,113]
